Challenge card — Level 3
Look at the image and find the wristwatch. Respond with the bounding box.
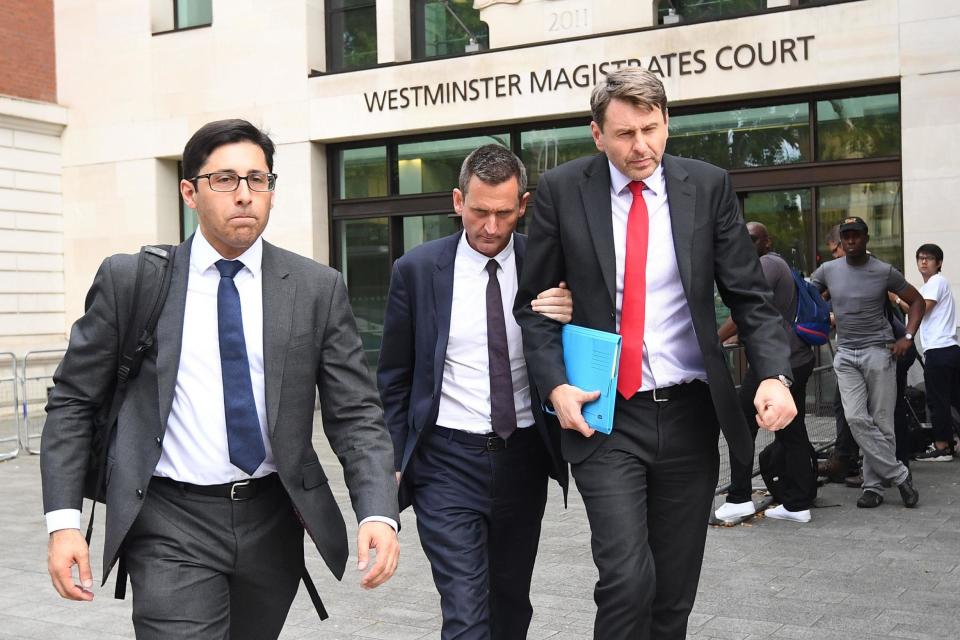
[904,332,914,341]
[773,374,792,388]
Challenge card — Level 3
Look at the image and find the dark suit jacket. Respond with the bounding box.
[41,237,398,584]
[377,231,568,511]
[514,153,791,466]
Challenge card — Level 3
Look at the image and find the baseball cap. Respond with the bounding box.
[838,216,868,234]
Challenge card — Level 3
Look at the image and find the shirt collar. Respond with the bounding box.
[191,230,263,278]
[457,231,515,273]
[607,159,665,198]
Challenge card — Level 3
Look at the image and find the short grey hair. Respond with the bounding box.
[825,224,841,246]
[590,67,668,129]
[458,144,527,197]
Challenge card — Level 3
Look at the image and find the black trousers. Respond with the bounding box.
[571,381,719,640]
[124,475,304,640]
[923,344,960,444]
[726,360,817,511]
[410,425,550,640]
[894,344,917,464]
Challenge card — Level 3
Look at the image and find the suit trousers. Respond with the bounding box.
[123,475,304,640]
[410,425,550,640]
[570,381,720,640]
[726,360,817,511]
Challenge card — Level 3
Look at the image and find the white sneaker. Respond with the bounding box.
[764,504,811,523]
[714,501,756,522]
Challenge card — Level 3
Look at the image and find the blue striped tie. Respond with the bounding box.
[215,259,266,475]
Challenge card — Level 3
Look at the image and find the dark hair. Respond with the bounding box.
[181,119,275,180]
[458,144,527,197]
[916,243,944,269]
[590,67,668,129]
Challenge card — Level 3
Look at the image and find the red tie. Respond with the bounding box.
[617,181,649,399]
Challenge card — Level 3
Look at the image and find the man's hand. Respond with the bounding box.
[531,282,572,324]
[48,529,94,601]
[891,337,913,358]
[754,378,797,432]
[547,384,600,437]
[357,521,399,590]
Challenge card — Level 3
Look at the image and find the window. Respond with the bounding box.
[742,189,814,272]
[668,103,810,170]
[175,0,212,29]
[817,93,899,161]
[658,0,765,25]
[337,217,391,368]
[339,146,388,199]
[413,0,489,59]
[327,0,378,72]
[151,0,212,34]
[520,125,596,186]
[397,134,509,195]
[817,181,903,270]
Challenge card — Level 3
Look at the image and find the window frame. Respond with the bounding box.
[326,0,379,73]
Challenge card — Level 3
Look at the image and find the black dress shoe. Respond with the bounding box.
[897,471,920,508]
[856,491,884,508]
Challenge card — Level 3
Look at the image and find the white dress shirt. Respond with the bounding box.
[609,160,707,392]
[435,233,536,434]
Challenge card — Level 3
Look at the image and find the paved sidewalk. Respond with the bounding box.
[1,426,958,639]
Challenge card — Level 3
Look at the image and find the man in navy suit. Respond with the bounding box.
[377,144,570,640]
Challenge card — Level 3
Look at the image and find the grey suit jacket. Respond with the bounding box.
[514,153,792,466]
[41,237,398,584]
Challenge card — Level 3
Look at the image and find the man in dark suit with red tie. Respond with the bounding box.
[514,68,797,640]
[377,145,571,639]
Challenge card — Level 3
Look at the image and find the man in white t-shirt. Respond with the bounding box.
[900,244,960,460]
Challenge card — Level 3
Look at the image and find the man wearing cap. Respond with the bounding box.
[809,216,925,509]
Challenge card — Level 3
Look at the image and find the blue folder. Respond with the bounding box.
[560,324,621,435]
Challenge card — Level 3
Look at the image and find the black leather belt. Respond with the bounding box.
[633,380,707,403]
[433,424,537,451]
[152,473,280,501]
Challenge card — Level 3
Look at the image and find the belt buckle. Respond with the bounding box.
[485,436,505,452]
[652,387,670,403]
[230,479,251,501]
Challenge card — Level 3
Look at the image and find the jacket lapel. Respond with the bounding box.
[261,242,294,436]
[663,155,696,296]
[580,154,617,307]
[432,232,459,392]
[157,237,192,432]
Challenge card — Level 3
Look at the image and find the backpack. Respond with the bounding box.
[790,269,831,346]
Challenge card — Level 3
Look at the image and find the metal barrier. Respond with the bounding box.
[20,349,66,455]
[0,352,19,461]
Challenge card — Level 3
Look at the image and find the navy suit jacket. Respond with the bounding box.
[377,231,568,511]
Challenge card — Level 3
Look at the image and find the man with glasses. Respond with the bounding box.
[896,244,960,461]
[41,119,400,639]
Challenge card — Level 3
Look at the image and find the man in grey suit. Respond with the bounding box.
[514,69,797,640]
[41,119,400,639]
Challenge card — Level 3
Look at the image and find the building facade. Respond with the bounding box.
[5,0,956,360]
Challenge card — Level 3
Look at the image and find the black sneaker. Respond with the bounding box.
[915,446,954,462]
[897,471,920,508]
[856,491,883,508]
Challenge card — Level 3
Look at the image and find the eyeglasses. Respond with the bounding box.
[191,172,277,192]
[917,255,937,263]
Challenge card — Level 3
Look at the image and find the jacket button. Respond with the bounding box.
[155,436,162,447]
[136,489,143,498]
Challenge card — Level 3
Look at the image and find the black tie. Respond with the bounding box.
[215,259,266,475]
[485,259,516,440]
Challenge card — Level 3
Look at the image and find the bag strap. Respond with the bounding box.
[85,245,176,548]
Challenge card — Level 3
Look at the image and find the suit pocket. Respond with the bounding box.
[287,330,316,350]
[302,461,329,490]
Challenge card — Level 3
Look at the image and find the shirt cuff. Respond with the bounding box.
[46,509,82,534]
[359,515,398,532]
